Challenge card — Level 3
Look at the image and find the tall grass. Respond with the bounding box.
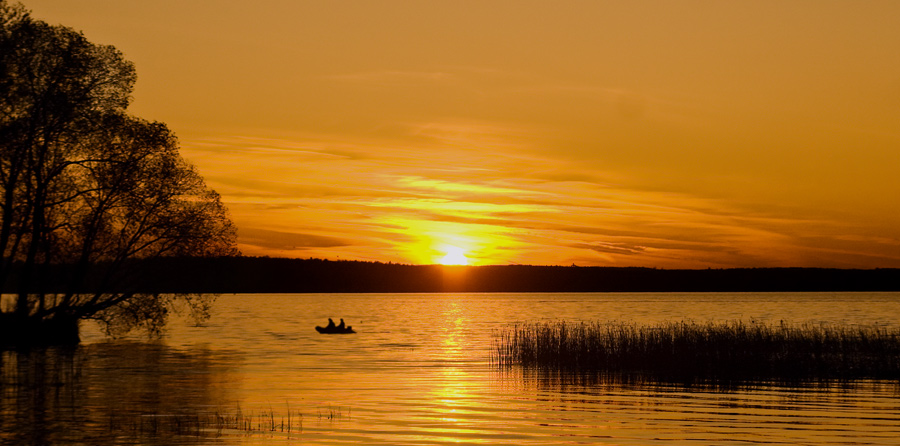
[105,404,351,437]
[493,320,900,383]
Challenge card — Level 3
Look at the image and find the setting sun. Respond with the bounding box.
[26,0,900,270]
[439,246,469,266]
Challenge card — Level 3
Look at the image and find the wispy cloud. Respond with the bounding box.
[180,122,900,267]
[325,70,456,83]
[239,227,350,251]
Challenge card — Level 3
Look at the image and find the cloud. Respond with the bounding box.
[325,70,455,84]
[180,124,900,267]
[238,227,350,250]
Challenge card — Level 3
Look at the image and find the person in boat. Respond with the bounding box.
[338,318,345,329]
[326,318,336,329]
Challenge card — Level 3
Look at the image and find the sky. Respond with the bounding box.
[21,0,900,268]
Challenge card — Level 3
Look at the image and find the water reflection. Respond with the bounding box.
[503,365,900,393]
[0,343,240,445]
[4,293,900,445]
[497,366,900,445]
[505,365,900,395]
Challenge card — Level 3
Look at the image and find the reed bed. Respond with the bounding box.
[493,320,900,383]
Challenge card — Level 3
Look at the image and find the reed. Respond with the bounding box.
[207,405,312,433]
[493,320,900,382]
[122,404,353,436]
[106,404,331,437]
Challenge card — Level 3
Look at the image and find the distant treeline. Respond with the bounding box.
[9,257,900,294]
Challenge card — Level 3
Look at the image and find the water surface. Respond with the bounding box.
[3,292,900,445]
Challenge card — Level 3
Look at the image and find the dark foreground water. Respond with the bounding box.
[3,292,900,445]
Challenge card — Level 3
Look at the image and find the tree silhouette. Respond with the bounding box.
[0,2,237,346]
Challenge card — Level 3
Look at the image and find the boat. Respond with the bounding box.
[315,325,356,334]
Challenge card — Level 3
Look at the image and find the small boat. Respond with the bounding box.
[315,325,356,334]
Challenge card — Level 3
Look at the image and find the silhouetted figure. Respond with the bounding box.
[315,318,356,334]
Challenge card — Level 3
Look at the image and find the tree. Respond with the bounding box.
[0,2,237,347]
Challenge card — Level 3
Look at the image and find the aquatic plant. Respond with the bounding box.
[494,320,900,383]
[101,403,353,439]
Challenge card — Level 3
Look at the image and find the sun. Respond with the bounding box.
[439,246,469,265]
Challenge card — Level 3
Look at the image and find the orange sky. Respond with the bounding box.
[23,0,900,267]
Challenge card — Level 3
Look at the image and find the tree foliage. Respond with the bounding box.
[0,1,237,345]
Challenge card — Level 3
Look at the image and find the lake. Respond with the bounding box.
[3,292,900,445]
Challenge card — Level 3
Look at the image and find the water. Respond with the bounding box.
[3,292,900,445]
